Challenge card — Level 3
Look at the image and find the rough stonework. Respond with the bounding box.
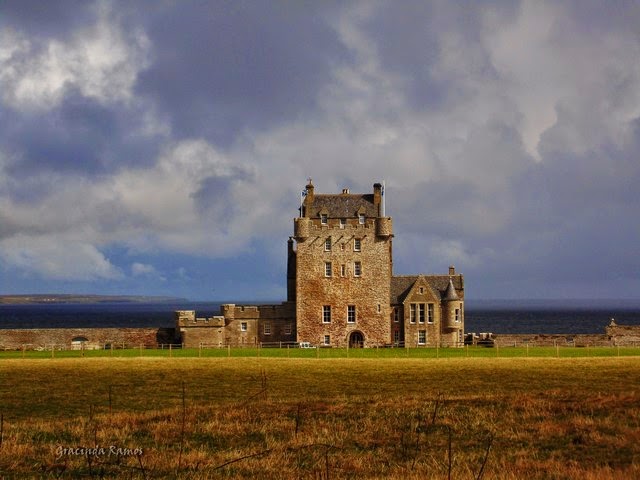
[178,181,466,347]
[0,328,174,350]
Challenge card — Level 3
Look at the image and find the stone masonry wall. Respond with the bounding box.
[403,281,442,347]
[295,218,391,347]
[176,302,296,347]
[0,328,176,350]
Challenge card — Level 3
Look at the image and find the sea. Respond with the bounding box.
[1,299,639,334]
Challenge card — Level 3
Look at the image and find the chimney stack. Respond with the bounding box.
[373,183,383,216]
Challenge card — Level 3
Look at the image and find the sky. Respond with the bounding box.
[0,0,639,301]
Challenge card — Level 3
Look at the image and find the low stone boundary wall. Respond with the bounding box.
[0,328,176,350]
[492,333,611,347]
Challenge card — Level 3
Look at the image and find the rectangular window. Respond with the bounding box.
[419,287,424,294]
[418,330,426,345]
[324,334,331,346]
[241,322,247,332]
[428,303,434,324]
[419,303,425,323]
[377,304,381,313]
[285,323,292,335]
[410,303,416,323]
[347,305,356,323]
[325,262,332,277]
[354,261,362,277]
[340,218,346,229]
[354,238,361,251]
[455,308,460,322]
[394,329,400,343]
[358,213,365,224]
[323,305,331,323]
[321,214,328,225]
[264,323,271,335]
[341,264,346,277]
[394,308,400,323]
[324,237,331,251]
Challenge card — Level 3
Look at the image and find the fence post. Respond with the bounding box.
[169,343,172,358]
[227,345,230,357]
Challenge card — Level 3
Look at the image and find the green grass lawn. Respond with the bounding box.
[1,344,638,360]
[1,356,639,478]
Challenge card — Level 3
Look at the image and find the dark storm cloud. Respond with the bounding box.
[2,92,162,183]
[1,0,639,299]
[0,0,95,38]
[136,1,350,146]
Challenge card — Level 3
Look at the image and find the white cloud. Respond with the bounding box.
[0,1,149,110]
[0,234,122,281]
[483,0,640,159]
[131,262,155,276]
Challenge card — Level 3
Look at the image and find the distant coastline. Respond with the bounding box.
[0,294,187,305]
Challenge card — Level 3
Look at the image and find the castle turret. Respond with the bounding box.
[294,217,311,239]
[442,278,460,330]
[376,217,393,237]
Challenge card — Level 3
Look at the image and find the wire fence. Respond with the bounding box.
[1,341,640,359]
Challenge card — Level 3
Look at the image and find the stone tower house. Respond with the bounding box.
[292,181,393,347]
[177,181,464,348]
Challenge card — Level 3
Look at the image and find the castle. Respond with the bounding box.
[177,181,465,348]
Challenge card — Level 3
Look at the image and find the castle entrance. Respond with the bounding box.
[349,331,364,348]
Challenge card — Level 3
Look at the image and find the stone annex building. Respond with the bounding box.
[177,181,465,348]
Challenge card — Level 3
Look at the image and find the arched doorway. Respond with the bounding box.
[71,336,89,350]
[349,331,364,348]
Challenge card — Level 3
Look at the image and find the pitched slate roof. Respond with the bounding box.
[307,194,378,218]
[390,275,464,304]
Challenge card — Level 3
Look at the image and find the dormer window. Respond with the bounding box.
[340,218,346,228]
[358,213,365,224]
[321,214,328,225]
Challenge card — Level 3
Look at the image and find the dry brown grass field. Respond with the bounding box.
[1,356,639,479]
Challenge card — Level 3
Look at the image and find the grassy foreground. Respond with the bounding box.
[1,344,639,360]
[1,357,639,479]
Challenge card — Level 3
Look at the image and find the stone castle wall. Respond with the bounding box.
[177,302,296,348]
[0,327,176,350]
[403,282,443,347]
[295,218,391,347]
